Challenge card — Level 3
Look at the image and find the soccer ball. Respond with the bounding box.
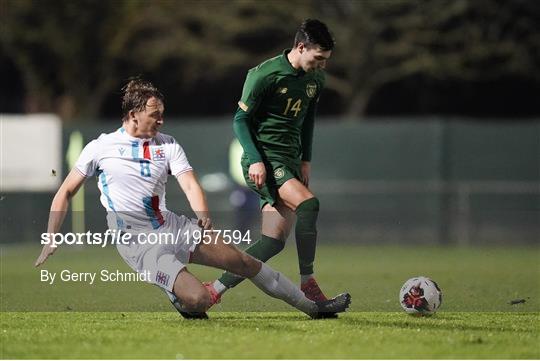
[399,276,442,316]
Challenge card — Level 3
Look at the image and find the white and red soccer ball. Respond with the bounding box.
[399,276,442,316]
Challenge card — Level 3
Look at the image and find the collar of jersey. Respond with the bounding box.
[281,49,304,76]
[118,127,153,143]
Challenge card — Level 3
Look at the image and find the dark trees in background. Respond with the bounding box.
[322,0,540,117]
[1,0,539,120]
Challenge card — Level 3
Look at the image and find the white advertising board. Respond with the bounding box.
[1,114,62,192]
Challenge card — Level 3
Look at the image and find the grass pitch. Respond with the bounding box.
[3,312,538,359]
[1,244,539,359]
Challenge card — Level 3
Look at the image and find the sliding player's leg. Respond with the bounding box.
[191,233,350,318]
[278,177,328,302]
[212,202,294,295]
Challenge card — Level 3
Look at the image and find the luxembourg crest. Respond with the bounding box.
[152,146,166,161]
[306,82,317,98]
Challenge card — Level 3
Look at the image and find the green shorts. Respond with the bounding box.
[241,156,301,208]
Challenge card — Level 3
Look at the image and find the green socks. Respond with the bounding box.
[295,197,320,276]
[218,235,285,289]
[217,197,320,291]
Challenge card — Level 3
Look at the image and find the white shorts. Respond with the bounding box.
[116,212,201,292]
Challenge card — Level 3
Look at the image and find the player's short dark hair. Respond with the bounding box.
[294,19,335,51]
[121,77,164,121]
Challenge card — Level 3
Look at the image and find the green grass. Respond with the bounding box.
[1,243,539,358]
[2,312,538,359]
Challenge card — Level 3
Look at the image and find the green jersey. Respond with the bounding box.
[236,49,325,167]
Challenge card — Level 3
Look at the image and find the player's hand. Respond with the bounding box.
[249,162,266,189]
[301,161,311,187]
[34,243,58,267]
[197,216,213,230]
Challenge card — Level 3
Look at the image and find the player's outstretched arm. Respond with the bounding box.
[176,170,212,230]
[34,169,86,267]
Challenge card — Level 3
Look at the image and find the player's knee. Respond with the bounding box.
[262,218,292,241]
[181,289,212,311]
[276,227,291,242]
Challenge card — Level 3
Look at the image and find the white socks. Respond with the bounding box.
[250,263,317,315]
[212,280,228,295]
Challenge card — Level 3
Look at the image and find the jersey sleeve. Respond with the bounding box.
[169,140,193,177]
[301,74,325,162]
[74,139,99,177]
[238,68,272,115]
[233,107,263,164]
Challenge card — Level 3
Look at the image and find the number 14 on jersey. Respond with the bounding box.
[283,98,302,117]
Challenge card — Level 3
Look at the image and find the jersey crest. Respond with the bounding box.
[152,146,166,161]
[306,82,317,98]
[274,168,285,179]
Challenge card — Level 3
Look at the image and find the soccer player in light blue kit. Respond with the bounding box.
[35,78,350,319]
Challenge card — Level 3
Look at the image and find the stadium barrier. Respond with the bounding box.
[1,117,538,245]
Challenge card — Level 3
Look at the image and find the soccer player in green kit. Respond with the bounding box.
[205,19,339,306]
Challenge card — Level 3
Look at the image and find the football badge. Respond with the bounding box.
[306,82,317,98]
[152,146,166,161]
[274,168,285,179]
